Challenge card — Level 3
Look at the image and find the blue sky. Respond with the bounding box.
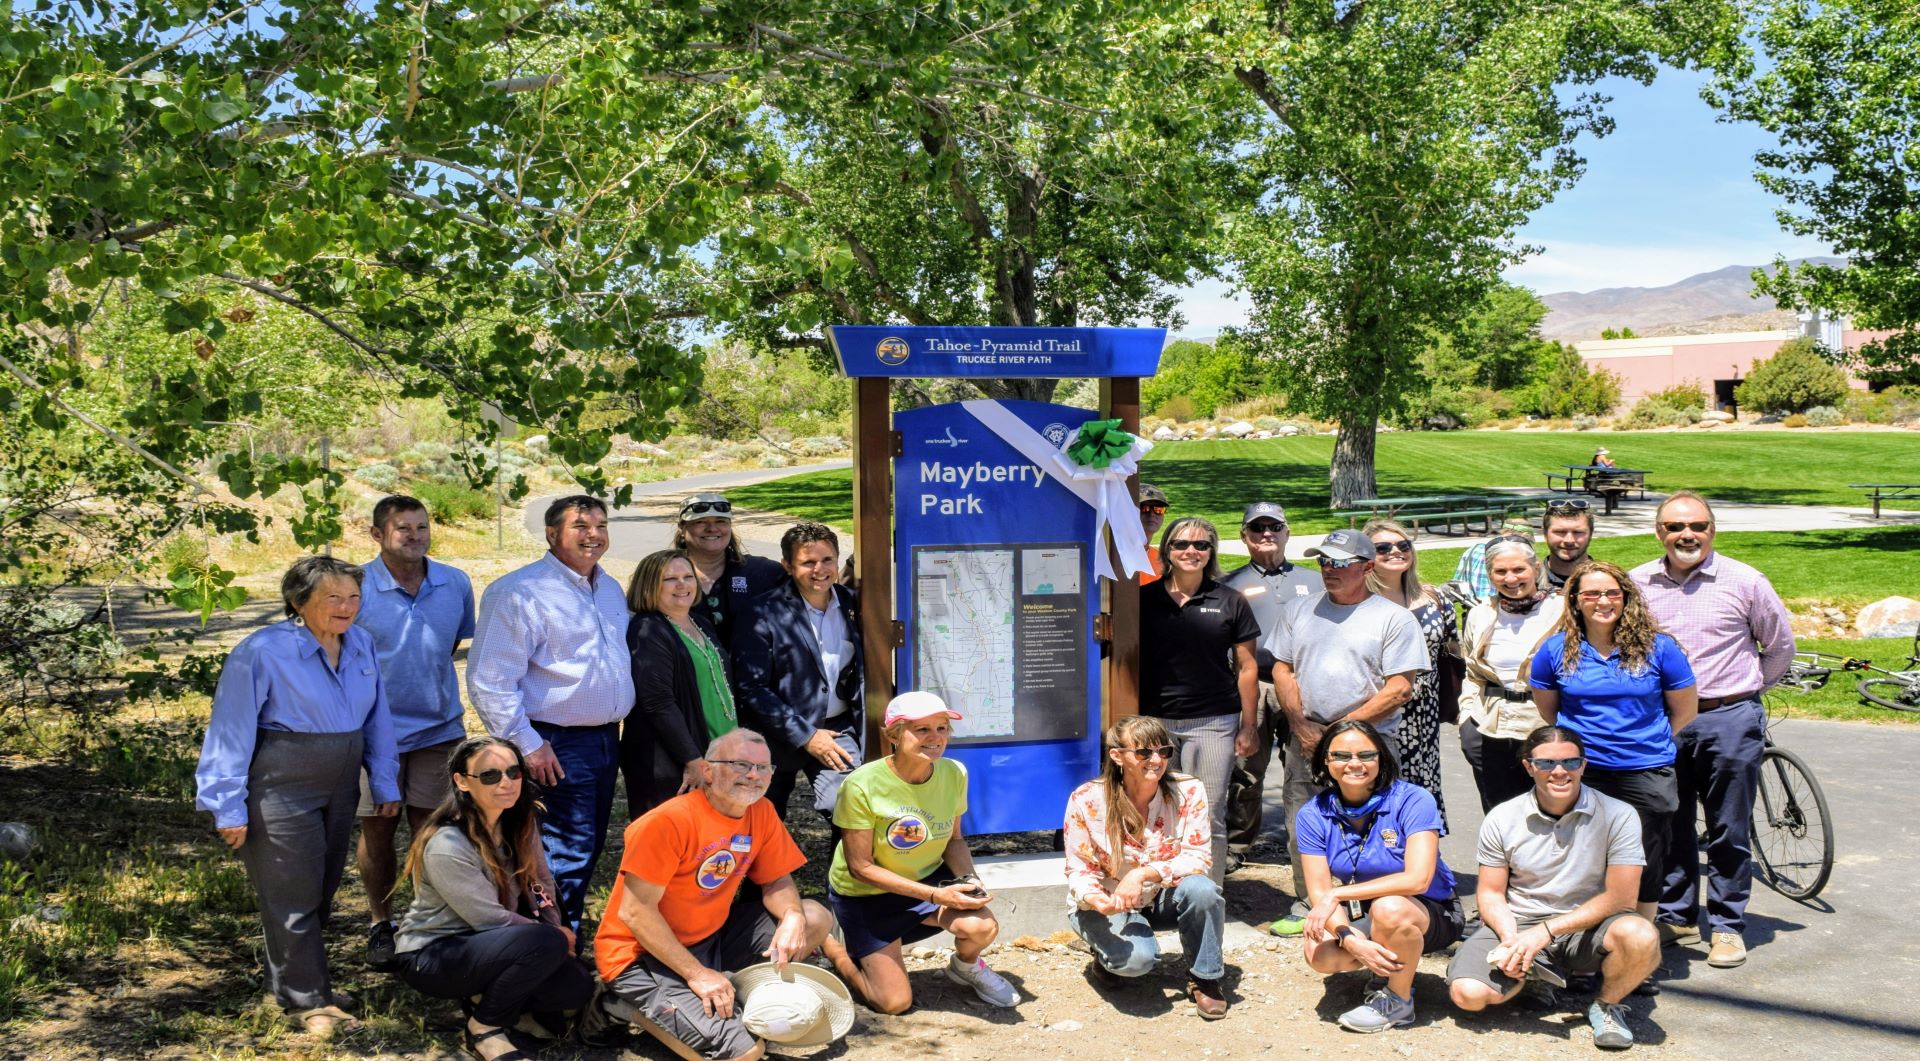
[1173,69,1829,335]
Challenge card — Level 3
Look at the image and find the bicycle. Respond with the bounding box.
[1853,630,1920,713]
[1747,655,1838,902]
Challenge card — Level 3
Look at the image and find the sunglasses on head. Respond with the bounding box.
[1661,521,1710,534]
[1526,756,1586,773]
[463,765,524,785]
[1122,745,1179,762]
[1372,539,1414,555]
[1317,556,1366,570]
[1547,499,1591,514]
[682,500,732,517]
[1168,538,1214,552]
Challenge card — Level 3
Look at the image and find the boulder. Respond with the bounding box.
[1152,425,1179,441]
[0,823,38,861]
[1276,425,1301,437]
[1857,596,1920,638]
[1702,409,1735,423]
[1694,418,1720,428]
[1221,420,1255,438]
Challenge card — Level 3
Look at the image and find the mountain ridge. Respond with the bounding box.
[1540,257,1843,340]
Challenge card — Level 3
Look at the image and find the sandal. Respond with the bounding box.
[464,1021,533,1061]
[291,1004,361,1038]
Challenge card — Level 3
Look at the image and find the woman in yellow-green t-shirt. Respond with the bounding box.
[819,691,1020,1014]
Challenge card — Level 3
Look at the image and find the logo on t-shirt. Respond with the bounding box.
[885,814,929,850]
[696,849,739,889]
[1380,828,1400,850]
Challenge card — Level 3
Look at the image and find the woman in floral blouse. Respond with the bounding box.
[1064,715,1228,1018]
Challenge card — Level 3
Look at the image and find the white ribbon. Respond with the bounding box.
[960,400,1155,581]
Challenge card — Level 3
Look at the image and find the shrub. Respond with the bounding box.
[351,462,400,490]
[1619,398,1693,429]
[1142,338,1260,417]
[1156,394,1198,421]
[1253,415,1284,432]
[1736,338,1850,413]
[1573,414,1599,431]
[1805,405,1845,427]
[1783,413,1811,428]
[409,480,495,523]
[1646,380,1708,410]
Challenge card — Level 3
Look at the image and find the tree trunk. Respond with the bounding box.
[1329,412,1379,508]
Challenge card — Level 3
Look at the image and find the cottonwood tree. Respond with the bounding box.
[1208,0,1738,505]
[1710,0,1920,385]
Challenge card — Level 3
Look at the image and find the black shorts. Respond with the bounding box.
[1351,894,1465,955]
[1445,913,1637,993]
[1582,764,1678,905]
[606,902,776,1060]
[826,867,953,960]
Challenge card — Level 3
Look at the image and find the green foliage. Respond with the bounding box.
[1619,397,1698,428]
[408,481,496,525]
[1404,284,1563,428]
[1599,326,1640,339]
[1712,0,1920,384]
[1844,385,1920,424]
[1156,395,1199,422]
[1143,339,1259,418]
[1737,337,1852,413]
[1648,380,1709,409]
[1514,346,1624,418]
[352,463,401,491]
[674,341,851,442]
[1805,405,1845,426]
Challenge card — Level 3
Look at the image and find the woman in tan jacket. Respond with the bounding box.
[1456,539,1565,812]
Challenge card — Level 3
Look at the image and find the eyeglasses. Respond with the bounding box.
[1547,499,1591,513]
[463,765,524,785]
[1317,557,1366,570]
[1244,522,1285,536]
[711,759,774,776]
[1372,540,1414,556]
[1576,589,1624,602]
[1525,756,1586,773]
[1168,538,1214,552]
[1139,502,1168,514]
[1122,745,1179,762]
[682,500,732,517]
[1328,750,1380,763]
[1661,521,1711,534]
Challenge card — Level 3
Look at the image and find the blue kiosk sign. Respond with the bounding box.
[827,326,1164,833]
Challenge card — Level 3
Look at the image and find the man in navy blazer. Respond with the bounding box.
[731,522,865,822]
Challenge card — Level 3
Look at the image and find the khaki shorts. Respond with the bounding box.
[1445,912,1635,993]
[358,739,461,816]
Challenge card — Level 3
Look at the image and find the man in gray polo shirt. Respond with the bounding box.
[1447,725,1660,1051]
[1219,501,1318,873]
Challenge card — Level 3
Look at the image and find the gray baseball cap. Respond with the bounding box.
[1305,528,1377,562]
[1242,502,1288,526]
[1137,483,1169,506]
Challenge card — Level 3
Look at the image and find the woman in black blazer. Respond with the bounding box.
[619,549,739,819]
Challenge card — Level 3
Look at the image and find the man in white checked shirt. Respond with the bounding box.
[468,495,636,935]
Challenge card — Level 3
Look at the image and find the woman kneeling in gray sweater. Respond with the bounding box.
[394,735,592,1060]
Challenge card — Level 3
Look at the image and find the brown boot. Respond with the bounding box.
[1188,976,1228,1020]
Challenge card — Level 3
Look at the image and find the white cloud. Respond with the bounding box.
[1505,235,1831,294]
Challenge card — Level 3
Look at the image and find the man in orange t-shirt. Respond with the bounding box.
[595,728,835,1061]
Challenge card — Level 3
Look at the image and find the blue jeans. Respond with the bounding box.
[1158,713,1239,883]
[1072,875,1225,981]
[532,721,619,936]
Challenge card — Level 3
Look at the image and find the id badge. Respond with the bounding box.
[1347,899,1365,920]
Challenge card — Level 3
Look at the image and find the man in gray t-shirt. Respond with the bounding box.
[1265,529,1430,933]
[1446,727,1659,1049]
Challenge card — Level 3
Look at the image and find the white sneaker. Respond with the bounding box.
[946,956,1019,1007]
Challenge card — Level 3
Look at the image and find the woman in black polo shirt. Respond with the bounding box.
[1139,517,1261,883]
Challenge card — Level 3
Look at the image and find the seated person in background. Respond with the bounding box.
[1064,715,1228,1019]
[1592,447,1617,468]
[820,692,1019,1013]
[594,729,834,1061]
[394,736,593,1061]
[1446,726,1660,1052]
[1297,720,1463,1035]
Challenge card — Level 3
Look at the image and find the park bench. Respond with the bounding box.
[1550,464,1648,501]
[1348,493,1547,536]
[1850,483,1920,519]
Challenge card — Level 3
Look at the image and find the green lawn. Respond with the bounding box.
[732,430,1920,534]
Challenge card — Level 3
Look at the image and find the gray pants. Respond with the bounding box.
[237,729,363,1011]
[1159,713,1239,884]
[1281,727,1400,914]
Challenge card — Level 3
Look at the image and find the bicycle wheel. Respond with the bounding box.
[1858,677,1920,713]
[1749,746,1834,901]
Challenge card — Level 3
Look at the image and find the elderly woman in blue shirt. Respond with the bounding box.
[194,555,400,1037]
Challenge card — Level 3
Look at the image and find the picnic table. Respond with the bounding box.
[1348,493,1557,535]
[1851,483,1920,519]
[1547,464,1649,512]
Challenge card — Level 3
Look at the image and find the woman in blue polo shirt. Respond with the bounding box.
[1531,559,1698,920]
[1297,719,1462,1035]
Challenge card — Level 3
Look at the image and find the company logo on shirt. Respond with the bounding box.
[885,814,929,850]
[696,849,740,889]
[1380,828,1400,850]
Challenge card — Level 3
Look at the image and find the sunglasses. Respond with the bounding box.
[1661,521,1711,534]
[1547,498,1591,514]
[1525,756,1586,773]
[1317,556,1366,570]
[1372,540,1414,555]
[682,500,732,517]
[463,765,524,785]
[1328,750,1380,763]
[1576,589,1624,602]
[711,759,774,775]
[1168,538,1214,552]
[1122,745,1179,762]
[1244,522,1286,536]
[1139,502,1168,514]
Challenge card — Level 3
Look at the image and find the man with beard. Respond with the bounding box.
[1542,499,1596,590]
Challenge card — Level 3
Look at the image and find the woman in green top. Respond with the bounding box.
[821,691,1020,1014]
[620,549,737,819]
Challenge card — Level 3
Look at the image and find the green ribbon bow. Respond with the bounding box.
[1065,419,1136,469]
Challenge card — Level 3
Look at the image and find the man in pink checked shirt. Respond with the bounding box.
[1630,490,1795,971]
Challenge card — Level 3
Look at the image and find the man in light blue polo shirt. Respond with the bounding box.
[352,494,476,970]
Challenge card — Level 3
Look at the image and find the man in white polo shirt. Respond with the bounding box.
[1447,725,1659,1051]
